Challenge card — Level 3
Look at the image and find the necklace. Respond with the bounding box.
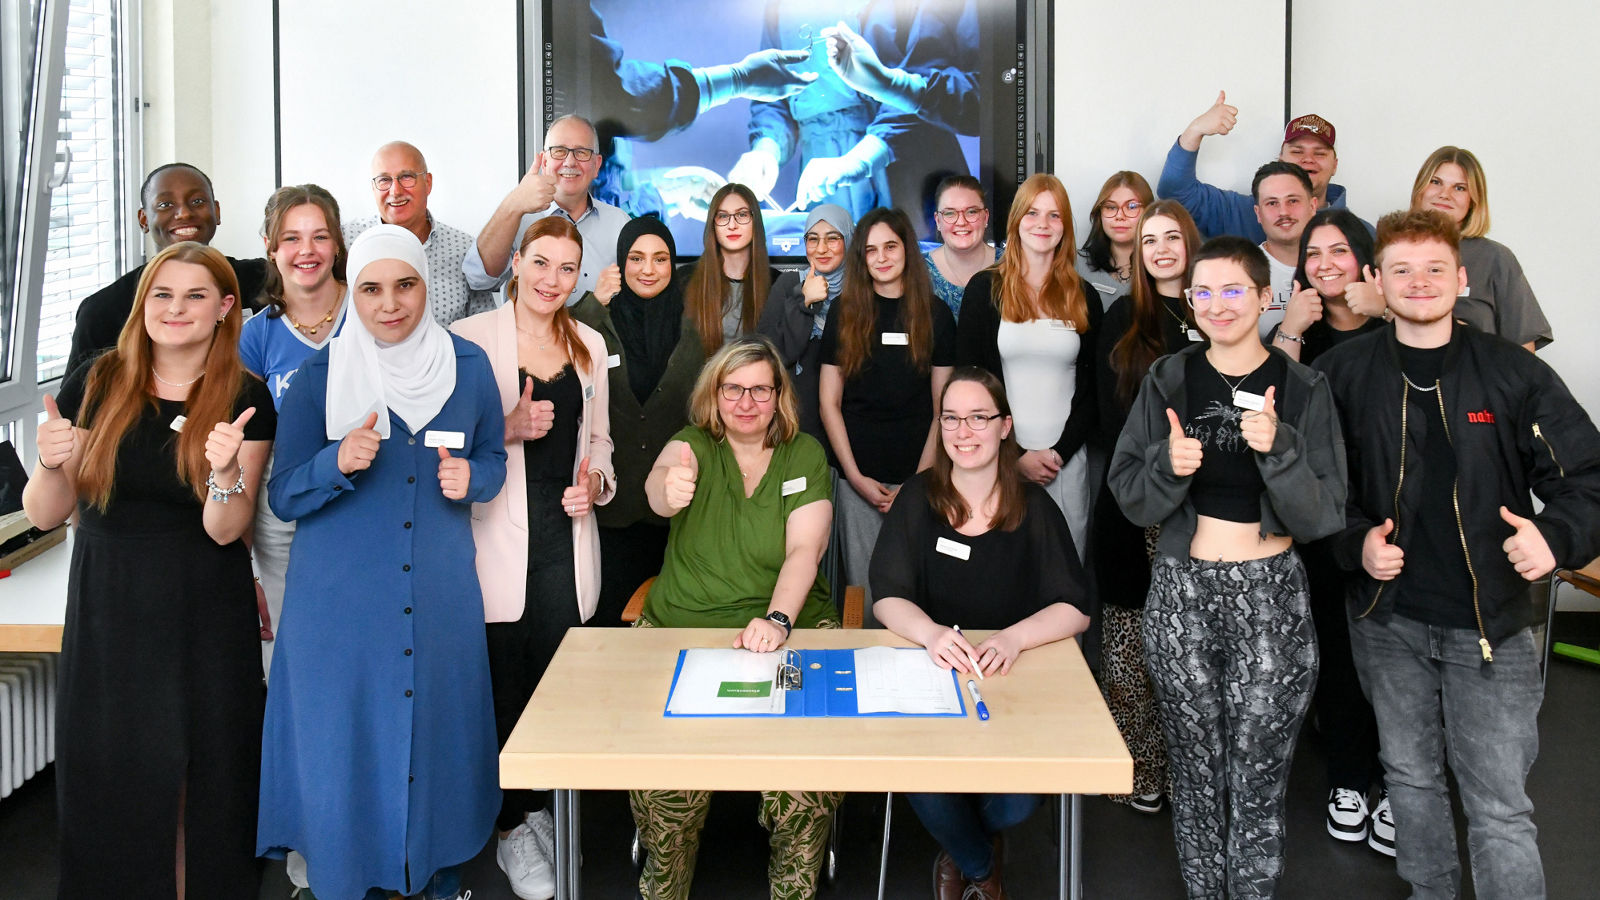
[1161,300,1191,336]
[518,327,556,351]
[1402,373,1438,392]
[152,367,203,388]
[1215,367,1251,404]
[287,300,338,335]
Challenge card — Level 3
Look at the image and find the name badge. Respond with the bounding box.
[1092,282,1116,295]
[1459,286,1471,298]
[1233,390,1267,412]
[935,537,971,560]
[607,353,622,369]
[781,476,807,496]
[882,332,909,346]
[169,415,187,432]
[424,430,466,450]
[584,383,595,401]
[1186,329,1204,343]
[1046,319,1076,331]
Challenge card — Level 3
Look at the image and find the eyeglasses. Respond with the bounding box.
[1184,285,1254,309]
[1100,200,1143,218]
[804,232,844,249]
[719,382,776,402]
[938,413,1000,431]
[544,145,597,162]
[937,206,985,223]
[715,209,754,226]
[371,172,424,191]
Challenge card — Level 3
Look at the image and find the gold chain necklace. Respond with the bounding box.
[288,302,337,335]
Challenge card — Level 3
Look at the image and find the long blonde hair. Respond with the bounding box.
[992,173,1088,330]
[1410,146,1491,239]
[78,242,247,508]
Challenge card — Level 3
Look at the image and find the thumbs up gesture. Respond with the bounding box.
[1240,386,1279,453]
[36,394,78,471]
[1362,518,1405,581]
[1344,264,1388,320]
[338,411,383,475]
[204,406,257,481]
[1180,90,1238,150]
[1283,280,1323,335]
[1166,408,1203,477]
[505,378,556,442]
[1500,506,1555,580]
[663,441,698,511]
[437,445,470,500]
[594,264,622,307]
[561,456,600,518]
[800,267,828,308]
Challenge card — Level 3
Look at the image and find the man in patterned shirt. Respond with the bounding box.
[343,140,495,326]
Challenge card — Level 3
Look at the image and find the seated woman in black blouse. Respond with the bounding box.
[870,366,1090,900]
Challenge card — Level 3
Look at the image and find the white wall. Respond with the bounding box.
[1293,0,1598,417]
[1055,1,1286,255]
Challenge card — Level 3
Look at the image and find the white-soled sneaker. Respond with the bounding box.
[286,849,311,894]
[1368,791,1397,857]
[1327,788,1369,842]
[497,823,555,900]
[526,807,557,867]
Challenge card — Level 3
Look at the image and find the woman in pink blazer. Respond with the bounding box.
[450,216,615,898]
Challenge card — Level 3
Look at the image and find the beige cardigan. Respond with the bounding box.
[451,304,616,623]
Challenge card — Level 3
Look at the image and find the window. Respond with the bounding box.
[36,0,127,383]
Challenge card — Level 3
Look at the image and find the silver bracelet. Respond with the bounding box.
[207,466,247,503]
[1275,330,1305,345]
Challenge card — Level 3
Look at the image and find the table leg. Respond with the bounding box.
[1070,793,1083,900]
[877,791,894,900]
[554,789,582,900]
[570,789,583,896]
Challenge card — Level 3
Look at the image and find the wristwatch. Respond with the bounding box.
[765,610,792,636]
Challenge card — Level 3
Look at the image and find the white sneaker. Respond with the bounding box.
[1326,788,1369,842]
[525,807,557,866]
[1368,791,1397,857]
[286,849,310,891]
[497,823,555,900]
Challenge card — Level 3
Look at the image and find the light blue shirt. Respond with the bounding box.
[460,195,630,304]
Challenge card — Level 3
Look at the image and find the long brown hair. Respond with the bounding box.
[994,173,1088,330]
[832,207,935,379]
[1077,170,1154,274]
[78,242,248,509]
[509,216,593,373]
[924,367,1027,532]
[259,184,347,317]
[685,183,772,355]
[1111,199,1201,404]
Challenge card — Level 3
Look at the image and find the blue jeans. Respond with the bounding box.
[361,864,460,900]
[1349,615,1544,899]
[904,792,1040,881]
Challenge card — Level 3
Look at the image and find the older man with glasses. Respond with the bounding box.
[343,140,494,326]
[465,114,631,303]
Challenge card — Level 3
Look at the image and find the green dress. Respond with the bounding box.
[643,426,836,628]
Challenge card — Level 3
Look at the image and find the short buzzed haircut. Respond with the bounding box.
[139,162,213,209]
[1251,160,1313,202]
[1189,235,1271,290]
[1375,208,1461,267]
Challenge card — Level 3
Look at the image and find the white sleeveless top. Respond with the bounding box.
[997,318,1079,450]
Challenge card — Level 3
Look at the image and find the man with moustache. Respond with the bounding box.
[464,115,630,304]
[1314,209,1600,900]
[66,162,267,376]
[344,141,493,326]
[1251,161,1318,336]
[1159,97,1364,241]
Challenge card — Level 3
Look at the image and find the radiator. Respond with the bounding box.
[0,653,56,801]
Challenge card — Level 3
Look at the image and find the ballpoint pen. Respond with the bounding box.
[951,624,984,680]
[966,679,990,721]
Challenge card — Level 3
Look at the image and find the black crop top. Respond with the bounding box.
[1184,352,1285,523]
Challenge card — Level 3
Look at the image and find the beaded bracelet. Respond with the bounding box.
[207,466,247,503]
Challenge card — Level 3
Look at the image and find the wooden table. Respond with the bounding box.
[500,626,1131,900]
[0,528,69,652]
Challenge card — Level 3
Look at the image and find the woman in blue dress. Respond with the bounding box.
[257,224,507,900]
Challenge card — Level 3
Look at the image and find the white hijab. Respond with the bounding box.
[325,224,457,439]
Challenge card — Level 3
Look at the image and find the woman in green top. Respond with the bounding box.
[632,336,840,900]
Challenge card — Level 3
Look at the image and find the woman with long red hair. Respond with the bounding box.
[24,241,275,897]
[956,173,1100,558]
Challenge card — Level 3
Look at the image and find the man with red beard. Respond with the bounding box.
[1314,209,1600,900]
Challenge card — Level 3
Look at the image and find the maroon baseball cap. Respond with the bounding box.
[1284,114,1336,149]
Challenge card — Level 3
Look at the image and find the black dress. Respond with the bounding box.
[54,367,275,899]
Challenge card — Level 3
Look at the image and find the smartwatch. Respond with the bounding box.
[765,610,792,636]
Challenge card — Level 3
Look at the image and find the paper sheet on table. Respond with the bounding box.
[852,647,965,715]
[666,648,787,716]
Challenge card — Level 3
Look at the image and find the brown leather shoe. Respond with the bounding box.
[933,850,964,900]
[962,869,1008,900]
